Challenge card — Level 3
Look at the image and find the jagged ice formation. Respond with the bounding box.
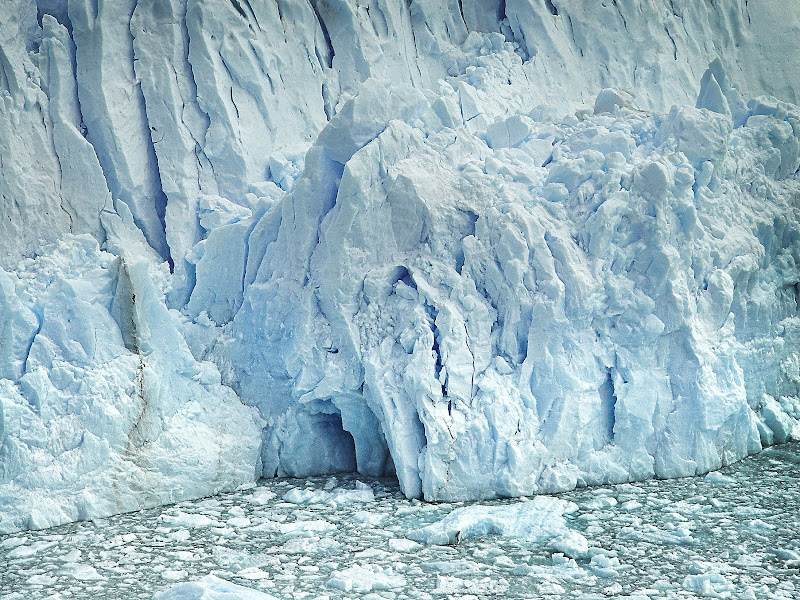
[0,0,799,532]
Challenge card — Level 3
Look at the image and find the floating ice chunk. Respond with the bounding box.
[352,511,387,527]
[387,538,422,552]
[160,513,223,529]
[682,573,734,598]
[59,563,105,581]
[354,548,391,560]
[6,541,57,559]
[420,560,483,575]
[235,568,270,581]
[0,537,27,550]
[278,519,337,535]
[166,530,191,542]
[582,495,618,510]
[226,517,252,528]
[326,564,405,593]
[433,575,509,596]
[548,529,590,559]
[704,471,736,484]
[280,536,341,554]
[618,524,696,546]
[406,497,581,547]
[282,485,374,506]
[745,518,776,531]
[603,582,624,596]
[153,575,279,600]
[775,548,800,564]
[589,554,620,578]
[25,574,58,586]
[246,489,276,505]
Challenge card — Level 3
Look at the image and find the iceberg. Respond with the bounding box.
[1,0,799,531]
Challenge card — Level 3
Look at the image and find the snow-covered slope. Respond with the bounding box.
[1,0,799,531]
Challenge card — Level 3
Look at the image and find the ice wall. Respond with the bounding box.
[1,0,799,530]
[228,63,800,500]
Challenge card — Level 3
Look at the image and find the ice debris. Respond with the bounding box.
[407,497,588,558]
[326,563,406,593]
[282,481,374,506]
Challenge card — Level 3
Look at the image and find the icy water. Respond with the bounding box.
[2,444,799,600]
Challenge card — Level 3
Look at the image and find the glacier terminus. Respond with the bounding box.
[0,0,799,536]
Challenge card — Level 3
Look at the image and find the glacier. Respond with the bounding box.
[0,0,799,533]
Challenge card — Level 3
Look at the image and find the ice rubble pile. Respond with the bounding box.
[1,0,799,531]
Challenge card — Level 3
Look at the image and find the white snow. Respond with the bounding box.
[0,0,799,530]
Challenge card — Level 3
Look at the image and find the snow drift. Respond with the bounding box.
[0,0,799,531]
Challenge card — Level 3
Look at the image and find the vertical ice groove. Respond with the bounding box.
[664,24,678,60]
[68,0,170,263]
[131,0,217,303]
[229,0,247,20]
[309,0,334,69]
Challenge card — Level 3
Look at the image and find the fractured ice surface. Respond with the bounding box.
[0,224,263,532]
[1,0,800,530]
[230,65,800,500]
